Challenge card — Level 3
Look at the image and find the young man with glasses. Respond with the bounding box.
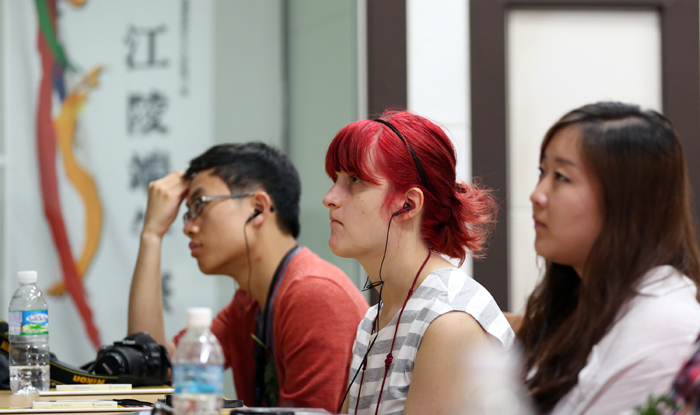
[127,143,368,411]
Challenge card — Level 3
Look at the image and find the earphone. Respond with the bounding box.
[246,209,262,224]
[392,202,411,217]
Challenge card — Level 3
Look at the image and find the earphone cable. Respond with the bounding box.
[373,214,393,333]
[244,221,252,296]
[233,219,253,312]
[336,215,393,413]
[336,283,382,414]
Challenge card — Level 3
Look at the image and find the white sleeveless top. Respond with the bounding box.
[348,267,515,415]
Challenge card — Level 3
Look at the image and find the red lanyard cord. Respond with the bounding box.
[354,350,369,414]
[355,250,432,415]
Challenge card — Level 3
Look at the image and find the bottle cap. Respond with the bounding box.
[186,307,212,329]
[17,271,38,284]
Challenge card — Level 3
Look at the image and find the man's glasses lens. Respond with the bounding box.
[182,193,254,226]
[183,199,204,225]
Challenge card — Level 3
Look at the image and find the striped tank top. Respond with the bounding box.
[348,267,515,415]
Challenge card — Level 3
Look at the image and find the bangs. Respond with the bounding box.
[325,120,381,184]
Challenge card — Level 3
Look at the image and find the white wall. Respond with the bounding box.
[506,9,662,312]
[406,0,472,274]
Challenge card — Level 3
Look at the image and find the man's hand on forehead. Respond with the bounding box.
[142,170,190,239]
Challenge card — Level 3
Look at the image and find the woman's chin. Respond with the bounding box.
[328,239,354,259]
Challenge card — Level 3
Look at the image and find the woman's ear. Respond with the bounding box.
[395,188,424,220]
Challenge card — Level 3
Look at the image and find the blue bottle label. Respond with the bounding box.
[9,310,48,335]
[172,364,223,394]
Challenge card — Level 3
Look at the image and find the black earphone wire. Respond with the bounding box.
[373,211,397,332]
[232,214,255,313]
[362,209,398,291]
[244,220,253,296]
[337,214,395,413]
[336,290,382,414]
[243,210,260,297]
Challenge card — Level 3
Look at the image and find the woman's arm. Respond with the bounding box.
[403,311,489,415]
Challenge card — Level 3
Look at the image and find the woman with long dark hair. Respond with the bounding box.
[520,102,700,414]
[323,110,514,414]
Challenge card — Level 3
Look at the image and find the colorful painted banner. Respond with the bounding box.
[35,0,101,349]
[3,0,216,364]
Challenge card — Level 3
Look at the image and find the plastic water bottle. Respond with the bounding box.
[172,307,224,415]
[8,271,50,394]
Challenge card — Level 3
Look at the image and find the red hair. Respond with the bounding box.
[325,110,496,264]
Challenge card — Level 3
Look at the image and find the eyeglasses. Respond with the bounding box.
[183,193,255,225]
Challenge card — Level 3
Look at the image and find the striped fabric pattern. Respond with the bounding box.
[348,267,515,415]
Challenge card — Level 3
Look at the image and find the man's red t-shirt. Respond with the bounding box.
[174,247,368,412]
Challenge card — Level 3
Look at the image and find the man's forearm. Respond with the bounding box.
[128,232,167,345]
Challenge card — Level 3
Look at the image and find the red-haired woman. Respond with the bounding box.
[521,102,700,414]
[323,110,515,415]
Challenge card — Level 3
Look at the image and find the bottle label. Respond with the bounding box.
[172,364,223,395]
[8,310,48,335]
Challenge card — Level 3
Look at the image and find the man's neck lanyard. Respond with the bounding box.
[254,245,301,406]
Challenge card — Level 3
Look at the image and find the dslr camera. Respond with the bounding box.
[82,332,171,386]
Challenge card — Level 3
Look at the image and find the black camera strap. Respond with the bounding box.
[0,322,169,387]
[254,245,301,407]
[0,322,119,385]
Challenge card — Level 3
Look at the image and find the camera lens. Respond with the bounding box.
[93,346,144,377]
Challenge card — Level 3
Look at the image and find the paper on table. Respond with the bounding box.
[32,400,117,409]
[0,406,152,413]
[55,385,131,392]
[39,387,173,397]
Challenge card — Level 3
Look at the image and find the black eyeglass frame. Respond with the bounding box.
[182,192,255,225]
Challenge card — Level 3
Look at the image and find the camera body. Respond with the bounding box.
[86,332,171,386]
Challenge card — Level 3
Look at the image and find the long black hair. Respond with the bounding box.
[519,102,700,412]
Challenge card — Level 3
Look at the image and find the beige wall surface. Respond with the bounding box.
[506,9,662,312]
